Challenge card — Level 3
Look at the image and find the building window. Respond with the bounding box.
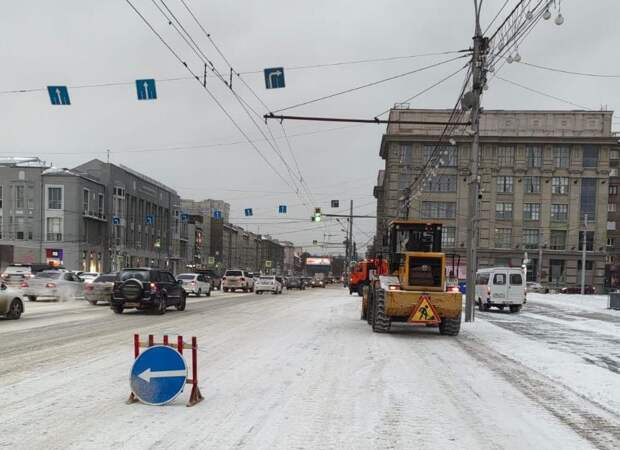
[578,231,594,251]
[608,238,615,247]
[441,226,456,248]
[495,228,512,249]
[423,145,457,167]
[424,175,457,192]
[399,144,412,164]
[524,203,541,221]
[611,150,619,160]
[526,146,542,168]
[553,146,570,168]
[83,189,90,213]
[0,185,2,209]
[580,178,596,221]
[48,187,63,210]
[496,176,513,193]
[421,201,456,219]
[577,260,594,271]
[46,217,63,241]
[15,217,25,240]
[98,194,104,217]
[523,229,540,249]
[550,230,567,250]
[611,168,619,177]
[609,203,617,212]
[495,202,513,220]
[552,177,569,194]
[524,176,541,194]
[551,204,568,222]
[497,146,514,167]
[608,221,617,231]
[15,185,25,209]
[582,145,599,168]
[610,185,618,196]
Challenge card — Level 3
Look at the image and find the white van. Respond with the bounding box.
[475,267,526,313]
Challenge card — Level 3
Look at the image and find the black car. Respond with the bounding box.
[286,277,305,290]
[111,268,186,314]
[198,269,222,290]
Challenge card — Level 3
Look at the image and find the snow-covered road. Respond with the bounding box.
[0,288,618,449]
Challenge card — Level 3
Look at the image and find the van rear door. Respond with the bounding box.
[491,271,508,304]
[508,271,525,305]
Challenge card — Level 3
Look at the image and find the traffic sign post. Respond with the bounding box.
[128,334,204,407]
[278,205,287,214]
[47,86,71,105]
[264,67,285,89]
[136,79,157,100]
[244,208,253,217]
[213,210,222,219]
[145,214,155,225]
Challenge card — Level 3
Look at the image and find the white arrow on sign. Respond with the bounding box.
[143,81,149,99]
[55,88,62,103]
[138,368,186,383]
[268,70,282,88]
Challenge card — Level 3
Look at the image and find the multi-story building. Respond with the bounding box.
[0,158,107,271]
[378,108,615,290]
[74,159,182,273]
[606,142,620,288]
[181,198,231,262]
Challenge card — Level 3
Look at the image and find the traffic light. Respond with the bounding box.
[311,207,322,222]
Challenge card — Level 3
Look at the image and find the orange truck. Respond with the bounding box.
[349,258,387,296]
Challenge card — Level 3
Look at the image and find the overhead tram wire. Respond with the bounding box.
[152,0,312,206]
[516,61,620,79]
[123,0,300,196]
[176,0,318,207]
[494,76,591,110]
[483,0,510,35]
[271,53,471,114]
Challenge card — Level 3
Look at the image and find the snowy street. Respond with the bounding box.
[1,288,619,450]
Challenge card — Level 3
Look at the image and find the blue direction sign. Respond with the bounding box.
[130,345,187,406]
[145,214,155,225]
[136,79,157,100]
[213,210,222,219]
[112,216,121,225]
[278,205,287,214]
[264,67,285,89]
[244,208,253,217]
[180,213,190,223]
[47,86,71,105]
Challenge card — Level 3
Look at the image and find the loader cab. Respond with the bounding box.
[388,221,445,292]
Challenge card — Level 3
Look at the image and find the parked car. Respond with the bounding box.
[177,273,212,297]
[222,269,254,292]
[111,268,186,314]
[301,277,312,288]
[560,286,597,294]
[275,276,286,292]
[286,277,305,290]
[78,272,100,284]
[311,277,325,288]
[199,269,222,290]
[475,267,526,313]
[84,273,117,305]
[0,282,24,319]
[1,263,65,287]
[526,281,548,294]
[21,270,84,302]
[254,276,283,294]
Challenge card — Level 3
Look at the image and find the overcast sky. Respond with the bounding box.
[2,0,619,254]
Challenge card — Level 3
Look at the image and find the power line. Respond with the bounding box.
[483,0,510,35]
[271,54,471,114]
[517,60,620,79]
[494,75,591,110]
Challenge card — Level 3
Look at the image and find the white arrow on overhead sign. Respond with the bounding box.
[138,368,186,383]
[268,70,282,88]
[143,81,149,99]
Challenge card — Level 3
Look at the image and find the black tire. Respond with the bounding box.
[498,305,505,311]
[509,305,522,313]
[112,304,124,314]
[27,296,37,302]
[155,295,167,315]
[372,288,391,333]
[88,300,98,305]
[196,289,202,298]
[349,288,353,295]
[206,288,211,297]
[256,291,262,295]
[223,288,229,293]
[439,315,461,336]
[7,299,23,320]
[176,293,187,311]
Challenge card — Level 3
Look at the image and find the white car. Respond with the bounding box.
[475,267,526,313]
[21,270,84,302]
[177,273,212,297]
[0,282,24,319]
[254,276,283,295]
[222,270,254,293]
[78,272,100,284]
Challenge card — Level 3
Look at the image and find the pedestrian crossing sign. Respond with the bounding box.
[408,294,441,324]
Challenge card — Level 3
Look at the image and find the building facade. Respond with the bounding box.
[606,144,620,288]
[378,109,615,290]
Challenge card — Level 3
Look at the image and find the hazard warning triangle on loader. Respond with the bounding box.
[408,295,441,324]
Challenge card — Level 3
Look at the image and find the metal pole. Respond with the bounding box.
[538,244,543,282]
[581,214,588,294]
[465,2,484,323]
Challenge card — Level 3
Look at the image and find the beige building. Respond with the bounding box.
[375,108,615,290]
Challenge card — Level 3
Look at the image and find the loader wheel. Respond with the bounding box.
[372,288,391,333]
[439,315,461,336]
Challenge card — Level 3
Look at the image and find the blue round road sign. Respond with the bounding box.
[130,345,187,405]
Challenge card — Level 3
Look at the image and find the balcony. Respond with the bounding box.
[47,233,63,242]
[83,210,107,222]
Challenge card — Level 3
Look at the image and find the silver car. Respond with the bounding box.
[177,273,212,297]
[21,270,84,302]
[84,273,117,305]
[0,283,24,319]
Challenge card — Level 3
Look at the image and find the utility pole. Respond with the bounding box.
[465,1,486,323]
[347,200,353,274]
[581,214,588,294]
[538,244,544,282]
